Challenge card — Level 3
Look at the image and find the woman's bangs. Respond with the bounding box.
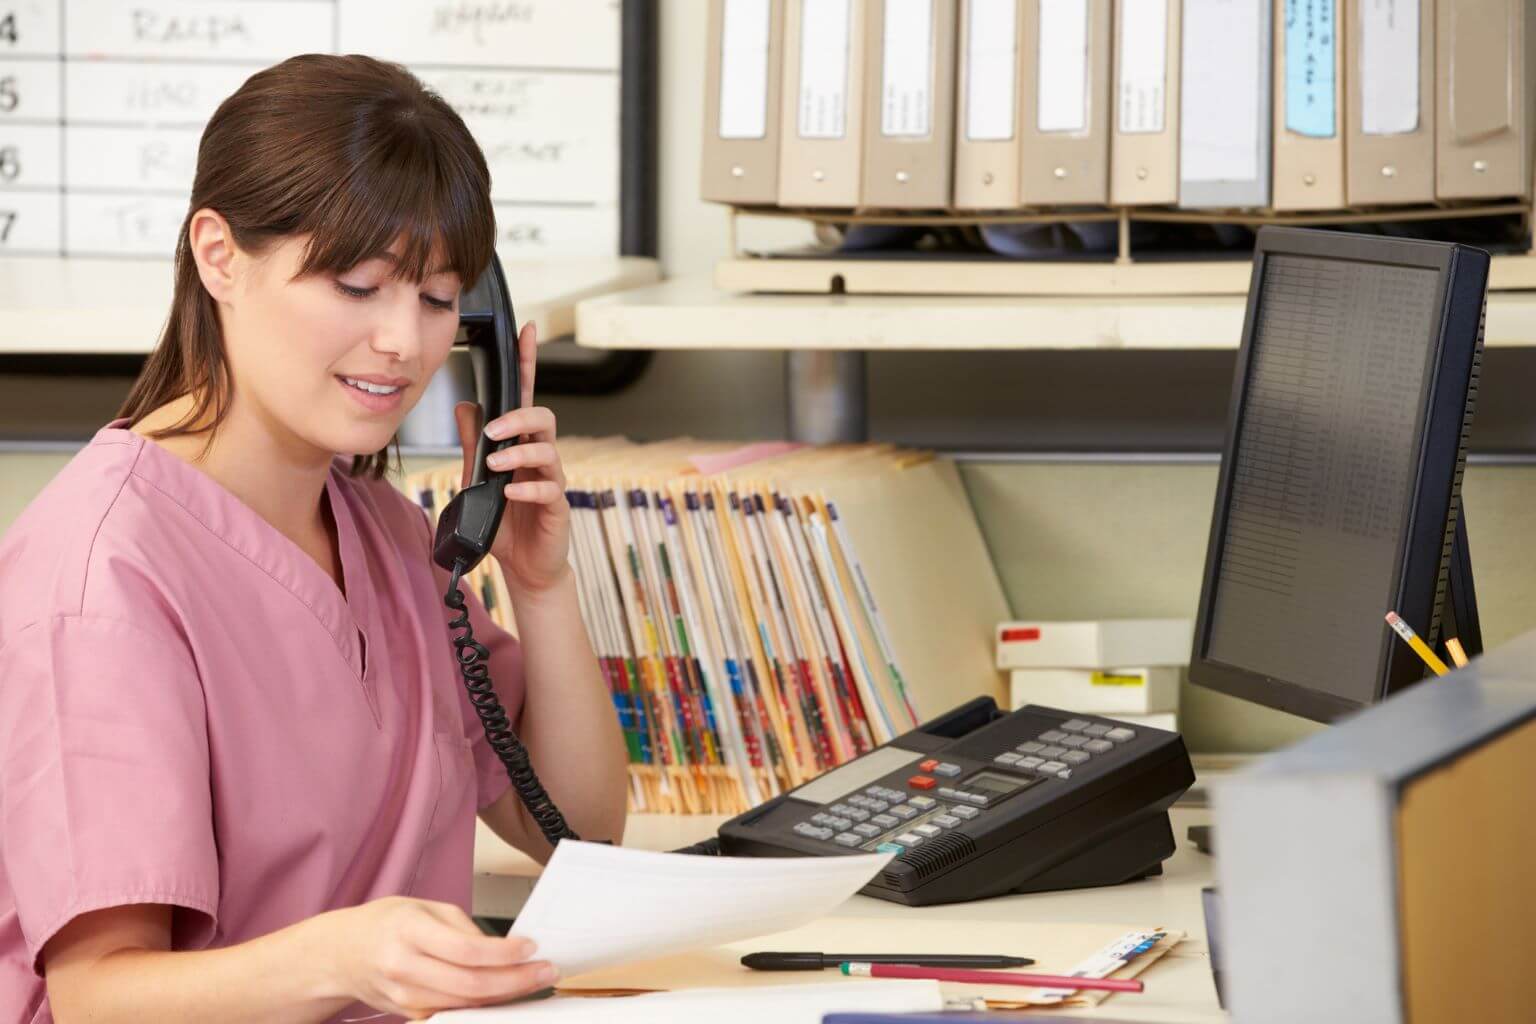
[297,141,493,286]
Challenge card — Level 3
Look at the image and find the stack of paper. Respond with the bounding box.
[559,912,1183,1012]
[404,439,1009,814]
[430,840,940,1021]
[430,980,943,1022]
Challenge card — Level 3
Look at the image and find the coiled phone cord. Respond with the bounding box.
[446,561,725,856]
[445,561,579,849]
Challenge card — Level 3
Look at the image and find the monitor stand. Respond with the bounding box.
[1187,499,1480,859]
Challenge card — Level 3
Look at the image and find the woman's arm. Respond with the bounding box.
[44,898,555,1022]
[478,564,628,861]
[45,905,345,1023]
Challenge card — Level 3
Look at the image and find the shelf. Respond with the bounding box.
[575,275,1536,351]
[0,254,661,355]
[714,250,1536,297]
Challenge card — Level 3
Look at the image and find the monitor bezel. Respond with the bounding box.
[1189,227,1488,723]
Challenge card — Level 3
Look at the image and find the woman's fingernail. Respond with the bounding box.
[486,451,510,469]
[484,421,510,440]
[538,963,559,985]
[509,937,535,959]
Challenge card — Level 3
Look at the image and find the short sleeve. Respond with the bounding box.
[0,615,218,974]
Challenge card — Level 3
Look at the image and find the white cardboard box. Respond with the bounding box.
[996,618,1194,669]
[1009,667,1181,714]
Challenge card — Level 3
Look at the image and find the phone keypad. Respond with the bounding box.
[792,717,1142,852]
[994,720,1138,779]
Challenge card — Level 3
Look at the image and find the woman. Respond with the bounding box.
[0,54,627,1023]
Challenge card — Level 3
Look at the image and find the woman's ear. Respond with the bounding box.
[188,207,239,303]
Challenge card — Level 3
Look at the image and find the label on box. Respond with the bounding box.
[1091,672,1145,687]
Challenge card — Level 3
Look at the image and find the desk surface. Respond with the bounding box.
[472,808,1222,1022]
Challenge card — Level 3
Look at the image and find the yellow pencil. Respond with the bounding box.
[1445,637,1470,669]
[1385,612,1450,677]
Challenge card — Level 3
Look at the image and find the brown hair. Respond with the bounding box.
[119,53,496,478]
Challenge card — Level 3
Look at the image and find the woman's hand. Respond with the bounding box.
[453,320,573,598]
[320,896,556,1019]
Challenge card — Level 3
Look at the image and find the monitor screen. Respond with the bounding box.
[1202,251,1444,708]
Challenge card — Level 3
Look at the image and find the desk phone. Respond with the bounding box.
[717,698,1195,906]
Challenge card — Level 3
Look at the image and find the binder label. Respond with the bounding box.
[1180,0,1263,182]
[1117,0,1168,134]
[798,0,854,139]
[881,0,935,137]
[1359,0,1419,135]
[966,0,1019,141]
[1283,0,1337,138]
[719,0,773,140]
[1038,0,1090,134]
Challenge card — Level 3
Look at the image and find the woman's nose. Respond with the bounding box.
[371,306,424,361]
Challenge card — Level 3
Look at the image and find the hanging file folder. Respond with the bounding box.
[860,0,959,208]
[1346,0,1435,205]
[1179,0,1271,208]
[779,0,869,207]
[1435,0,1532,200]
[1021,0,1112,206]
[1272,0,1346,209]
[1110,0,1181,206]
[702,0,787,205]
[954,0,1024,209]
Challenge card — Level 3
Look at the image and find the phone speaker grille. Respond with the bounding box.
[884,832,977,885]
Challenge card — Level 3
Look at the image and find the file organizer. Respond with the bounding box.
[404,439,1010,814]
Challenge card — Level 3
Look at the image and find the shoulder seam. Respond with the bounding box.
[76,439,148,616]
[0,612,200,679]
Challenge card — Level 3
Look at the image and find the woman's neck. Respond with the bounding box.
[129,392,337,556]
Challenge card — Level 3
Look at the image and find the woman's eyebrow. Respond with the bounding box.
[364,250,455,277]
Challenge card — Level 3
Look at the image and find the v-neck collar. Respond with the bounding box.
[97,419,372,683]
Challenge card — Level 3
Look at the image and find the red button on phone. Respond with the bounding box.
[908,775,937,790]
[919,759,939,772]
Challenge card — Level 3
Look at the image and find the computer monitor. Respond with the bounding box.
[1189,227,1490,723]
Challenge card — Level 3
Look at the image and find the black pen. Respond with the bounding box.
[741,951,1034,971]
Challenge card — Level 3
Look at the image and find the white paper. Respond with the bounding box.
[1038,0,1090,133]
[798,0,853,139]
[507,841,895,978]
[1180,0,1262,181]
[719,0,773,140]
[965,0,1018,141]
[1359,0,1419,135]
[1117,0,1168,134]
[881,0,935,137]
[431,979,945,1022]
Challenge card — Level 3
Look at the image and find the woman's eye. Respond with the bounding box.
[335,282,376,299]
[422,294,456,312]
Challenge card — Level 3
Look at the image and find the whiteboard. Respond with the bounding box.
[0,0,623,259]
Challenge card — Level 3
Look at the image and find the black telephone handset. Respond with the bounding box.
[432,255,579,849]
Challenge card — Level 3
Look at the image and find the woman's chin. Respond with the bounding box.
[321,422,402,459]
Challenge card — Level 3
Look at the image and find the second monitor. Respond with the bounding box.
[1189,227,1490,723]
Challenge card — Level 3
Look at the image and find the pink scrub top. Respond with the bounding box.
[0,420,523,1024]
